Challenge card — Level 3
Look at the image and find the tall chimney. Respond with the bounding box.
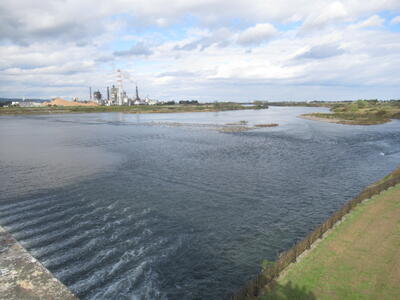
[107,86,110,100]
[135,85,139,100]
[89,87,92,100]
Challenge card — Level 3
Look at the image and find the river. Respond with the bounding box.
[0,106,399,299]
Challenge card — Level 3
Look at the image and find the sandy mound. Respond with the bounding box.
[43,98,98,107]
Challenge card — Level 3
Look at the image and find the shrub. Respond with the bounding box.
[376,109,387,117]
[356,100,367,108]
[253,100,269,109]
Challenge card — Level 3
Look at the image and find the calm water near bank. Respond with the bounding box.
[1,107,400,299]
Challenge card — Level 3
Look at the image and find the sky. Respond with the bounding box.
[1,0,400,102]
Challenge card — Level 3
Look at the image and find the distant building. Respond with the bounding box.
[133,85,146,105]
[17,101,42,107]
[100,79,159,106]
[135,85,140,101]
[93,90,102,102]
[121,91,129,105]
[144,97,158,105]
[110,85,119,105]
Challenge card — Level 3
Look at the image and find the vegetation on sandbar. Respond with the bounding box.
[254,123,278,128]
[301,99,400,125]
[253,101,269,109]
[221,121,279,132]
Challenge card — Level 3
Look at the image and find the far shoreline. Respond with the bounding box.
[0,104,251,116]
[298,113,392,125]
[298,114,345,124]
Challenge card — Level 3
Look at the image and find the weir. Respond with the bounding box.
[0,226,78,300]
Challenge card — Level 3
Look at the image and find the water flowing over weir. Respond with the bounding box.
[1,107,400,299]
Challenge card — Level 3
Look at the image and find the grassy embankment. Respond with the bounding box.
[0,102,248,116]
[301,100,400,125]
[263,173,400,300]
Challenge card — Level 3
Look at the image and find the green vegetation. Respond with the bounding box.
[369,167,400,188]
[253,101,269,109]
[261,259,274,272]
[0,103,248,116]
[268,184,400,300]
[263,282,316,300]
[301,100,400,125]
[268,101,333,107]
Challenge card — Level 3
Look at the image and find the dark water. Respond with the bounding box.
[1,107,399,299]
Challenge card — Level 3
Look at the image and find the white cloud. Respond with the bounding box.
[114,43,153,57]
[173,28,233,51]
[1,0,400,100]
[350,15,385,29]
[236,23,277,46]
[391,16,400,24]
[301,1,348,31]
[294,43,345,60]
[1,0,399,43]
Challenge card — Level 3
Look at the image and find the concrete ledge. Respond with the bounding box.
[0,226,78,300]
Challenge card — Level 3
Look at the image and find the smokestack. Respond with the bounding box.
[107,86,110,100]
[89,87,92,100]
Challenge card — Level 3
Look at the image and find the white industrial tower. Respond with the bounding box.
[116,69,123,106]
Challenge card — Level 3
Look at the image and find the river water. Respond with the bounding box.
[0,107,399,299]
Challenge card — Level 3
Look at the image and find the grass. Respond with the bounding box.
[369,168,400,187]
[268,184,400,299]
[301,100,400,125]
[263,281,317,300]
[0,103,248,115]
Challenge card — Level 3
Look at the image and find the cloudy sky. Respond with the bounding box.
[1,0,400,101]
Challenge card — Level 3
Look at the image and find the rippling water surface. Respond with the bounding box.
[1,107,399,299]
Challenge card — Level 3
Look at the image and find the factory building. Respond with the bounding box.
[93,90,102,104]
[110,85,118,105]
[90,70,159,106]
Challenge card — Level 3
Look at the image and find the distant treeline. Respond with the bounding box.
[0,101,12,107]
[262,99,400,107]
[179,100,199,105]
[0,98,48,103]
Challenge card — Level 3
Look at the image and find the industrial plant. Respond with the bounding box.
[89,69,158,106]
[5,69,202,108]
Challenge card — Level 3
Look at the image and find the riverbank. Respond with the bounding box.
[0,103,248,116]
[263,183,400,299]
[298,114,346,124]
[299,100,400,125]
[299,113,391,125]
[231,167,400,300]
[0,226,77,300]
